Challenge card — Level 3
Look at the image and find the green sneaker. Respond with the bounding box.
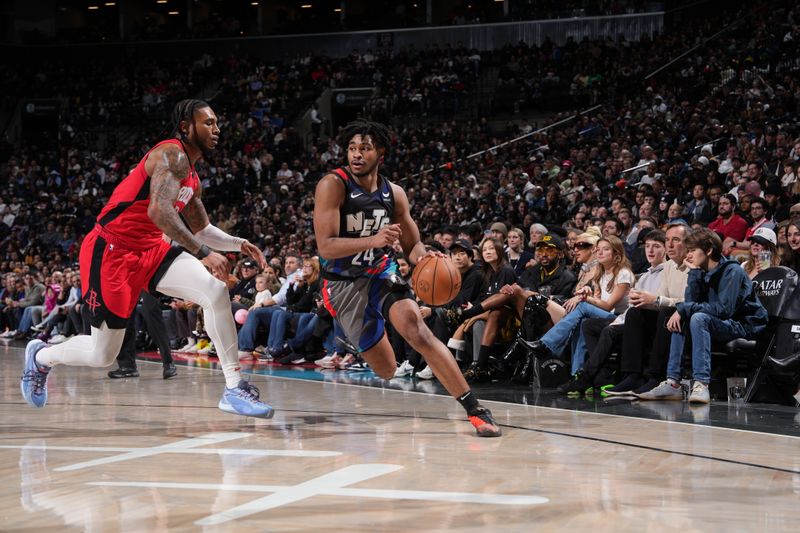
[598,384,615,398]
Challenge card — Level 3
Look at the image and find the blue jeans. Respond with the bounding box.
[18,305,41,333]
[288,314,319,351]
[666,312,748,384]
[540,302,616,374]
[237,306,281,351]
[268,310,315,350]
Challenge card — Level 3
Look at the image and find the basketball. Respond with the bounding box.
[234,308,249,325]
[411,255,461,306]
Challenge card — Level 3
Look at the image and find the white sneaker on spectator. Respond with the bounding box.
[316,354,336,368]
[238,350,254,360]
[688,381,710,404]
[176,338,196,352]
[394,360,414,377]
[319,357,341,369]
[31,323,45,332]
[49,334,68,344]
[416,366,435,380]
[186,339,208,354]
[636,380,684,401]
[1,329,16,338]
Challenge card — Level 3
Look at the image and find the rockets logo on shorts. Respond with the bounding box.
[85,289,101,314]
[174,185,195,211]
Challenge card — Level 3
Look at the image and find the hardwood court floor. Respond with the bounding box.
[1,344,799,532]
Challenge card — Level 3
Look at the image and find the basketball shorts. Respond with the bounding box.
[79,228,183,329]
[322,276,412,353]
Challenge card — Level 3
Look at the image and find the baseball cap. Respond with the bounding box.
[750,227,777,247]
[450,239,472,253]
[535,234,564,250]
[490,222,508,236]
[241,259,259,268]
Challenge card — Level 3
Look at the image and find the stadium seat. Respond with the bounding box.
[710,267,799,402]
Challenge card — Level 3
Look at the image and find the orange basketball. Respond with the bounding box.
[411,255,462,306]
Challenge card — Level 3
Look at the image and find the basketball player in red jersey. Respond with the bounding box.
[314,120,501,437]
[21,100,274,418]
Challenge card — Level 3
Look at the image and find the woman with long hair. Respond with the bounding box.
[506,227,534,277]
[266,257,322,359]
[783,222,800,273]
[449,237,517,381]
[742,228,780,279]
[529,235,634,379]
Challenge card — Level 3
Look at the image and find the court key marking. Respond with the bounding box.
[90,464,549,525]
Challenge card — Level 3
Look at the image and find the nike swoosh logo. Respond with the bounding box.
[350,192,364,199]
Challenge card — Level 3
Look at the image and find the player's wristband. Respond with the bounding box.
[195,244,212,259]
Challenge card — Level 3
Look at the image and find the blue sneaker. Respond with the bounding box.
[218,380,274,418]
[21,340,50,408]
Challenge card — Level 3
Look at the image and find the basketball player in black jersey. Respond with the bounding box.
[314,120,501,437]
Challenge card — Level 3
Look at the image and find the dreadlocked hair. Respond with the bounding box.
[171,99,210,140]
[338,120,393,153]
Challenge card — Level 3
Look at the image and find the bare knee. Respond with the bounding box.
[404,321,436,351]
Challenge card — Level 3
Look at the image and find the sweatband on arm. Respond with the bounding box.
[195,224,246,252]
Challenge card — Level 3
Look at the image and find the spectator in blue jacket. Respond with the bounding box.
[639,228,768,404]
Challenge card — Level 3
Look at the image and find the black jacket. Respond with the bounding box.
[286,280,321,313]
[448,264,484,309]
[519,263,576,297]
[230,276,258,307]
[479,264,518,301]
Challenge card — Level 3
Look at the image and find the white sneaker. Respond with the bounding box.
[176,338,196,352]
[315,354,334,367]
[636,380,684,401]
[1,329,16,338]
[416,366,435,380]
[186,339,208,354]
[49,334,68,344]
[238,350,254,360]
[688,381,710,404]
[394,360,414,377]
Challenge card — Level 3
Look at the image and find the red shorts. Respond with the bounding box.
[79,227,183,328]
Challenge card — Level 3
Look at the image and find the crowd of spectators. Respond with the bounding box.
[2,1,799,402]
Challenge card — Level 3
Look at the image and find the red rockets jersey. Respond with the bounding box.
[95,139,199,250]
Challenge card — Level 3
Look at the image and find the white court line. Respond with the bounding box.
[0,444,341,458]
[53,432,248,471]
[88,464,548,525]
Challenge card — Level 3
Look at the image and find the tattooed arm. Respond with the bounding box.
[147,144,204,255]
[182,185,210,233]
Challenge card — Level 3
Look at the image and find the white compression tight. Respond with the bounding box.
[38,252,243,388]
